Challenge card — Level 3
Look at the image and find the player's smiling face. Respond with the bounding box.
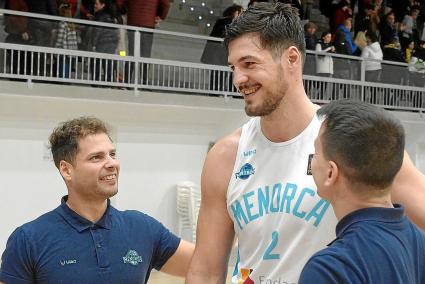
[228,33,290,117]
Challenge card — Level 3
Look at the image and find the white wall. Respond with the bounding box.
[1,81,425,256]
[0,81,248,254]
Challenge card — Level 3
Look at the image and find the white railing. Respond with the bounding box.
[0,9,424,112]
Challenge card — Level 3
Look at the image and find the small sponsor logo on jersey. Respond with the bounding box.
[235,163,255,180]
[235,268,254,284]
[307,154,313,175]
[60,259,77,266]
[123,249,143,266]
[243,149,256,157]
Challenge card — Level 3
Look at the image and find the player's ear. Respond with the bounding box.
[286,46,302,67]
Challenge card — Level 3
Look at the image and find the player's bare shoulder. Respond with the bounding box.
[208,128,241,166]
[201,128,242,197]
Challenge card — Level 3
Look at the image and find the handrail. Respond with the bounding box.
[0,8,424,112]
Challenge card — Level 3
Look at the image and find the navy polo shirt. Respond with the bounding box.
[299,204,425,284]
[0,196,180,284]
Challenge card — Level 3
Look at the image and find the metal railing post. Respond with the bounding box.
[134,31,141,93]
[360,57,365,102]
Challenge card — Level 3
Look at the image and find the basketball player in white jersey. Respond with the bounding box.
[186,2,425,283]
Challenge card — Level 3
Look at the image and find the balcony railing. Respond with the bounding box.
[0,8,424,112]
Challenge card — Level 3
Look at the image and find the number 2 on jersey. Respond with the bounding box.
[263,231,280,260]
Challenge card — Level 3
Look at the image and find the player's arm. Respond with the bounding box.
[391,151,425,230]
[160,239,194,277]
[185,130,240,283]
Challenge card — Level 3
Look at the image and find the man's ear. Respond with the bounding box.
[59,160,73,182]
[286,46,302,66]
[324,161,339,186]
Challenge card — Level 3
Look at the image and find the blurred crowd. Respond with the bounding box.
[2,0,425,88]
[307,0,425,87]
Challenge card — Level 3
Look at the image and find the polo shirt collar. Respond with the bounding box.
[56,195,113,233]
[335,204,405,238]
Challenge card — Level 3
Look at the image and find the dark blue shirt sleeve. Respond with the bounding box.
[0,227,34,284]
[299,254,346,284]
[150,218,180,271]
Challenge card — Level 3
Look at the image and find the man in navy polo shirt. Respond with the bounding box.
[0,117,194,284]
[300,100,425,284]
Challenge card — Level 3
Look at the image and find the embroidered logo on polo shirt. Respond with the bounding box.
[123,250,143,266]
[60,259,77,266]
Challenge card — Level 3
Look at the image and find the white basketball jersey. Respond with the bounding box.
[227,116,337,284]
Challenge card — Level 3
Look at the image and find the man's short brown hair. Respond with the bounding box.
[49,117,111,168]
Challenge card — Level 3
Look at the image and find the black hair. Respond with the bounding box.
[317,100,405,189]
[222,4,243,18]
[224,2,305,61]
[366,30,378,43]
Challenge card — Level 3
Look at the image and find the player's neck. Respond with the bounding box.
[66,194,108,224]
[260,93,316,142]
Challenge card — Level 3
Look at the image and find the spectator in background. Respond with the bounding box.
[409,40,425,88]
[362,30,383,81]
[400,8,420,50]
[57,0,93,19]
[91,0,120,82]
[331,0,352,34]
[305,22,318,50]
[4,0,31,75]
[200,4,243,92]
[379,11,398,47]
[405,40,416,63]
[334,18,358,55]
[382,38,406,86]
[24,0,58,47]
[118,0,170,84]
[304,21,318,78]
[316,31,335,76]
[354,4,380,37]
[301,0,314,21]
[362,30,383,103]
[55,3,79,78]
[315,31,335,99]
[333,18,358,98]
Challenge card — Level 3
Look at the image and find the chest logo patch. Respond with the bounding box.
[235,163,255,180]
[123,250,143,266]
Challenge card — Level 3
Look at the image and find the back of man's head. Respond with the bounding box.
[224,2,305,60]
[317,100,405,191]
[49,116,111,169]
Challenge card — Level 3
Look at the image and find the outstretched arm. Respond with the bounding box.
[186,130,241,283]
[392,151,425,230]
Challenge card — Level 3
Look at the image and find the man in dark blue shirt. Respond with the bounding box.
[0,117,194,284]
[300,100,425,284]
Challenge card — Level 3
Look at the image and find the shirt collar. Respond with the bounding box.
[335,204,405,238]
[55,195,113,233]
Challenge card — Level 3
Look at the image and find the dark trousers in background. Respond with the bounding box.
[365,70,382,104]
[125,31,153,84]
[5,34,31,76]
[91,46,117,82]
